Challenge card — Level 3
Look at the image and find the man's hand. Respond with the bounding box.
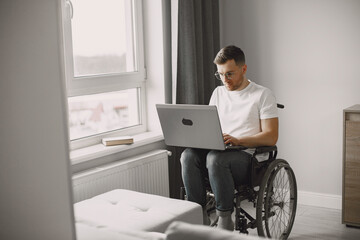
[223,133,239,146]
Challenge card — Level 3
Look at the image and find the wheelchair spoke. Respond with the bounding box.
[269,204,288,238]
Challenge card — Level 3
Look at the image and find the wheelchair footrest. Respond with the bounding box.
[235,208,257,233]
[236,215,249,234]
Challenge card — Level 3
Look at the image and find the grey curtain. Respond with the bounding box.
[168,0,220,199]
[176,0,220,104]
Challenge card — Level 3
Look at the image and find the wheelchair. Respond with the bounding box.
[180,104,297,239]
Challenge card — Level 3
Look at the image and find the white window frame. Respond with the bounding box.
[61,0,147,150]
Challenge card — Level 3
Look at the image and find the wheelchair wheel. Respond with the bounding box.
[256,159,297,239]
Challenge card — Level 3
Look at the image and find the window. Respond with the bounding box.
[62,0,146,148]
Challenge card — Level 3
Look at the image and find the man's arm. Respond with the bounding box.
[223,117,279,148]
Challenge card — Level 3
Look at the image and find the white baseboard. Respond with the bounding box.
[298,190,342,210]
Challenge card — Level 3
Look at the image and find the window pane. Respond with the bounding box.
[68,89,140,140]
[71,0,136,77]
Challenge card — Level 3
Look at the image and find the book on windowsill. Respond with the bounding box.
[101,136,134,146]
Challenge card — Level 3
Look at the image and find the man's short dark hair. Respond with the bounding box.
[213,45,245,66]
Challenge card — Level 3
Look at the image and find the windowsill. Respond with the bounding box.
[70,131,164,165]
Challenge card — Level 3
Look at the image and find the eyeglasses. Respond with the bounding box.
[214,71,237,80]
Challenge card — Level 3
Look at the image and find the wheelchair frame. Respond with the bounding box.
[180,103,297,239]
[203,146,297,239]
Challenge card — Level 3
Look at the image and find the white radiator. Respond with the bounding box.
[72,149,169,202]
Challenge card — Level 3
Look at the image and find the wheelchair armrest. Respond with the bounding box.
[250,145,278,187]
[226,144,247,151]
[254,145,277,155]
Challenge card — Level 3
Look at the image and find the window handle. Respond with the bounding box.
[66,0,74,19]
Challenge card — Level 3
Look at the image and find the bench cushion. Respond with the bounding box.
[76,223,166,240]
[74,189,202,233]
[165,221,264,240]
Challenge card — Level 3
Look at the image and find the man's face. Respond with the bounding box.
[216,59,247,91]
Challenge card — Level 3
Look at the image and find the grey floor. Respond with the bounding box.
[212,203,360,239]
[288,204,360,240]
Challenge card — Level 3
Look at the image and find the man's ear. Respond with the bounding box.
[242,64,247,74]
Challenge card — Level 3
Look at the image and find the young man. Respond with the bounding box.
[180,45,278,230]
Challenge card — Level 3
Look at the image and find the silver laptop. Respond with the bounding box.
[156,104,244,151]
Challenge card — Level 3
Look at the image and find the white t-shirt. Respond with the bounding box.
[209,80,278,158]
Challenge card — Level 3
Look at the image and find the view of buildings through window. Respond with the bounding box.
[65,0,142,141]
[68,89,139,140]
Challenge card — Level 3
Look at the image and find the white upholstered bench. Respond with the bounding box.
[74,189,202,239]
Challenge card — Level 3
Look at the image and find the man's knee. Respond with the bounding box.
[206,151,223,170]
[180,148,198,167]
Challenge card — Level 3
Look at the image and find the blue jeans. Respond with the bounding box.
[180,148,251,212]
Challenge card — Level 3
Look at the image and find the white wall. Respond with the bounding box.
[220,0,360,208]
[0,1,75,239]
